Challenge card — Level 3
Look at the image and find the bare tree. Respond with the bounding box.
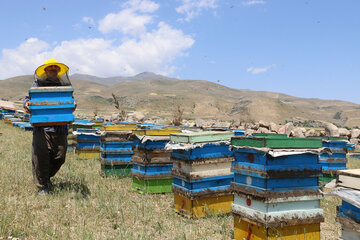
[172,105,184,126]
[112,93,127,121]
[93,105,99,119]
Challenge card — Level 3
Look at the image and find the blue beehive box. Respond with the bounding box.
[231,148,322,198]
[28,86,75,126]
[76,129,100,151]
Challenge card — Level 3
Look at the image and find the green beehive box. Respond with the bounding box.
[231,137,322,149]
[252,133,288,138]
[132,177,173,194]
[101,164,132,177]
[170,131,234,143]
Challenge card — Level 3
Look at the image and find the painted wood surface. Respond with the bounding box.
[100,125,137,131]
[170,131,234,143]
[231,137,322,149]
[132,129,180,136]
[337,200,360,223]
[172,160,232,179]
[174,193,233,218]
[100,141,133,154]
[132,177,173,193]
[76,150,100,160]
[131,163,173,178]
[337,169,360,190]
[101,164,132,177]
[232,194,323,226]
[137,140,169,151]
[100,155,132,165]
[252,133,288,138]
[29,86,75,125]
[171,142,233,161]
[232,202,323,227]
[233,216,320,240]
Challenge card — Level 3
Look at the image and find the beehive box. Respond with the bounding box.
[174,193,233,218]
[28,86,75,126]
[231,148,322,198]
[101,125,137,131]
[170,131,234,144]
[233,216,320,240]
[171,142,234,161]
[133,129,181,136]
[337,169,360,190]
[132,177,173,194]
[101,164,132,177]
[231,194,324,227]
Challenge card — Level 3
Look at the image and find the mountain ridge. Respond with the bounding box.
[1,73,359,127]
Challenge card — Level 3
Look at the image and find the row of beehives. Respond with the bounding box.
[71,123,357,240]
[0,108,32,131]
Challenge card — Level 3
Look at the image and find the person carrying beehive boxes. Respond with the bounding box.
[23,58,77,195]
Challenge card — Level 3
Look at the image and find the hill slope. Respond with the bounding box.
[1,73,359,127]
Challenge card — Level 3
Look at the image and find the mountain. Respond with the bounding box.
[1,73,360,127]
[70,72,177,85]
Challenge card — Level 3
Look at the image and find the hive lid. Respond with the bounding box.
[231,137,322,149]
[170,131,234,143]
[29,86,74,93]
[253,133,288,138]
[133,129,181,136]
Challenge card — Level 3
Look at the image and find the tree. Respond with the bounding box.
[172,105,184,126]
[112,93,127,121]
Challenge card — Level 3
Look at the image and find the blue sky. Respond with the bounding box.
[0,0,359,103]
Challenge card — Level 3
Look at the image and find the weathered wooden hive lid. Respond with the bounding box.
[170,131,234,144]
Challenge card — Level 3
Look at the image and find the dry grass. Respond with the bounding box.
[0,121,232,240]
[1,121,360,239]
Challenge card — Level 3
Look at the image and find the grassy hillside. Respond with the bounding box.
[1,74,360,126]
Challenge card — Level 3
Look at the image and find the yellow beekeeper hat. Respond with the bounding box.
[35,58,69,76]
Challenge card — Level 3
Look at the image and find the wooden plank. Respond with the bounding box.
[170,131,234,143]
[174,193,233,218]
[233,216,320,240]
[337,169,360,190]
[172,160,232,179]
[231,137,322,149]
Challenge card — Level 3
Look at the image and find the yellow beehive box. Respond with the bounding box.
[174,193,233,218]
[100,125,137,131]
[233,216,320,240]
[132,129,181,136]
[76,150,100,160]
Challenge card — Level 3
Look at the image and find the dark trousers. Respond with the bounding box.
[32,129,68,189]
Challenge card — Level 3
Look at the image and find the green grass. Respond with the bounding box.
[0,121,232,239]
[1,121,360,239]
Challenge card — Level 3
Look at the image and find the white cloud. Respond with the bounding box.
[122,0,160,13]
[242,0,265,6]
[0,0,195,79]
[176,0,217,22]
[98,0,159,36]
[82,17,95,25]
[0,22,194,79]
[247,64,274,75]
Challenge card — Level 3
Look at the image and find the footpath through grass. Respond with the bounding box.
[1,121,360,239]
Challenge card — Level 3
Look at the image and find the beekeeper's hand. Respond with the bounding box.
[24,101,30,113]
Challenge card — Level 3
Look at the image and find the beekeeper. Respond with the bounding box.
[24,58,76,194]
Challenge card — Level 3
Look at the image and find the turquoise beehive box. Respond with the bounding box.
[28,86,75,126]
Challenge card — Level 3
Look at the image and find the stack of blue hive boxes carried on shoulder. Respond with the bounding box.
[100,130,134,177]
[230,134,325,240]
[167,131,235,218]
[74,128,101,160]
[335,169,360,240]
